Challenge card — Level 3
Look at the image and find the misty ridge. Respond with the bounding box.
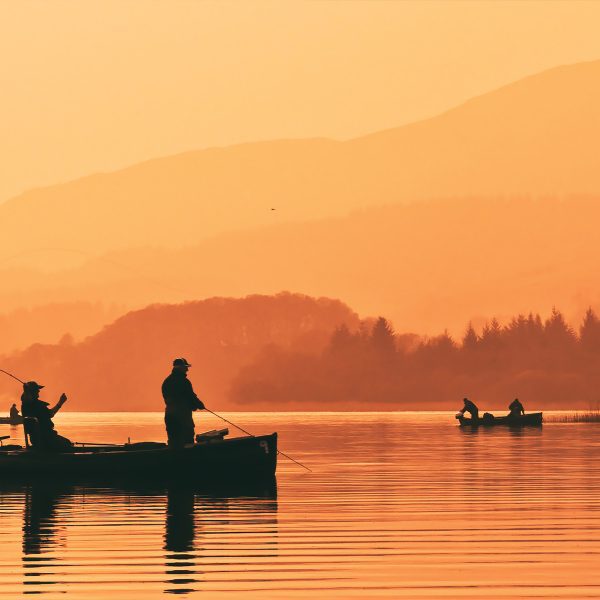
[0,293,599,412]
[1,60,600,351]
[0,59,599,269]
[1,194,600,351]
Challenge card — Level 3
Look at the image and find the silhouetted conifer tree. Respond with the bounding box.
[545,307,576,346]
[580,307,600,352]
[462,323,478,350]
[371,317,396,357]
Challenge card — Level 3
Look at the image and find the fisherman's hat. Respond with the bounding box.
[173,358,192,367]
[24,381,44,390]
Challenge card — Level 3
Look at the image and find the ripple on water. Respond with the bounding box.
[0,412,599,598]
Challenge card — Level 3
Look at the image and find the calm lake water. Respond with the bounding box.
[0,411,599,599]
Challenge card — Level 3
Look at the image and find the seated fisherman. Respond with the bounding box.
[508,398,525,418]
[456,397,479,420]
[20,381,72,451]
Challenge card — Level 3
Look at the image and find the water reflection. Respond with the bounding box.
[22,482,69,592]
[163,482,278,595]
[23,483,69,556]
[7,478,278,596]
[4,413,600,598]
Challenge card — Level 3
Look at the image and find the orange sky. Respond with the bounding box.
[2,0,600,203]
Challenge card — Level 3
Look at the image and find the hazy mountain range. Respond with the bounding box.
[0,60,599,353]
[3,59,599,267]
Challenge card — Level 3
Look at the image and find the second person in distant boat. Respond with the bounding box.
[508,398,525,418]
[162,358,205,449]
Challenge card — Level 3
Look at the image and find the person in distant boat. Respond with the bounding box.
[9,403,19,420]
[456,397,479,420]
[162,358,205,449]
[20,381,72,451]
[508,398,525,418]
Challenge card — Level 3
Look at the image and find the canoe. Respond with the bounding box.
[457,412,543,427]
[0,432,278,481]
[0,416,23,425]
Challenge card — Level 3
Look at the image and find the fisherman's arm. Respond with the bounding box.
[185,380,205,410]
[49,393,67,417]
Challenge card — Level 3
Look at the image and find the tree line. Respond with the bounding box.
[230,308,600,410]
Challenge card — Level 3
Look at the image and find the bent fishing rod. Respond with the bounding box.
[0,368,25,385]
[204,407,312,472]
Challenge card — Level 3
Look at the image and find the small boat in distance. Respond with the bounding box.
[0,416,24,426]
[457,412,543,427]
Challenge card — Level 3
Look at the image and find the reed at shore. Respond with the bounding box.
[547,411,600,423]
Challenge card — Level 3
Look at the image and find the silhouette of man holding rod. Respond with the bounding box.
[162,358,205,449]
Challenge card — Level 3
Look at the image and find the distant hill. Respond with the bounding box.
[0,293,361,411]
[2,60,600,269]
[3,195,600,340]
[0,302,122,354]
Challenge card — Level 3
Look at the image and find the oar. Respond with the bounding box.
[203,408,312,472]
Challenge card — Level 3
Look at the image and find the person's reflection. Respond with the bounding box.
[164,484,202,595]
[22,482,70,589]
[165,485,196,553]
[163,479,278,595]
[23,483,69,555]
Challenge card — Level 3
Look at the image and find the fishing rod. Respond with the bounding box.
[204,408,312,472]
[0,368,25,385]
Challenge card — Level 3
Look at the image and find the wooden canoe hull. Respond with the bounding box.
[0,433,278,482]
[458,413,543,427]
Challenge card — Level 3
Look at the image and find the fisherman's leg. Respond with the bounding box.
[182,414,195,446]
[165,411,195,448]
[165,414,185,449]
[43,431,73,452]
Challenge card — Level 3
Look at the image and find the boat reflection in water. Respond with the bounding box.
[11,478,278,596]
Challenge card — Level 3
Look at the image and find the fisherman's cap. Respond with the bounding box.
[173,358,192,367]
[24,381,44,390]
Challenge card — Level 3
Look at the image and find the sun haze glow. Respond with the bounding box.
[1,0,600,202]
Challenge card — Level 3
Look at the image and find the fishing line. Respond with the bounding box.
[204,408,312,472]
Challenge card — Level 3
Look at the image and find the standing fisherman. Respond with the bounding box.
[162,358,205,448]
